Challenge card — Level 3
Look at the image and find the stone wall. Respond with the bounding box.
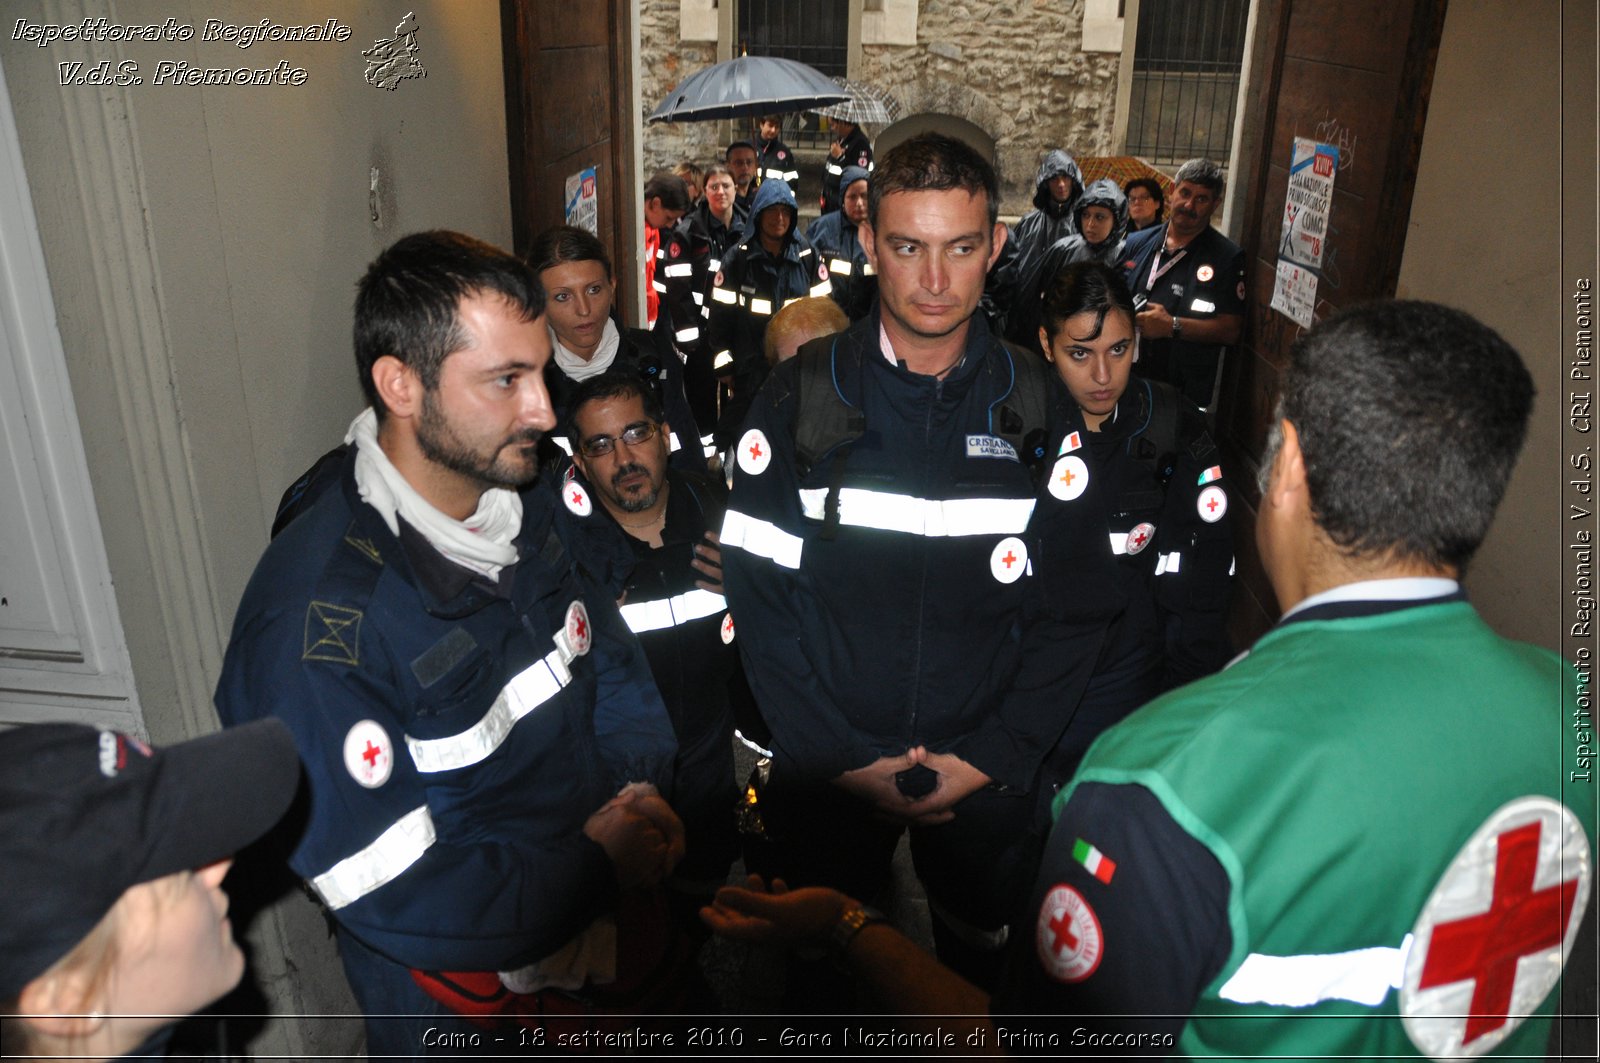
[639,0,1122,217]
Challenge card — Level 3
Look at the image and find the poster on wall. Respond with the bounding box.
[1270,137,1339,328]
[565,166,598,234]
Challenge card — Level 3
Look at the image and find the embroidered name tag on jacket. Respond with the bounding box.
[966,434,1019,461]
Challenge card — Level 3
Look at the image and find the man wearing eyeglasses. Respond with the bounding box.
[565,371,747,919]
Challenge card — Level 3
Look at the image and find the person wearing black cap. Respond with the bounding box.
[0,718,300,1061]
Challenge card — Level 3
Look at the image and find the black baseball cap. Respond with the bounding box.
[0,719,301,999]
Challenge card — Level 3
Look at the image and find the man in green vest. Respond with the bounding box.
[704,300,1594,1059]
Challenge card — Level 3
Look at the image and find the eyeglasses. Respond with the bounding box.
[577,421,660,458]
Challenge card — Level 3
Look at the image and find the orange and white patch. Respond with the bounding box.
[1036,884,1103,983]
[1048,455,1090,502]
[1401,796,1590,1059]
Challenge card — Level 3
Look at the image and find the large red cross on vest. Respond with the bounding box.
[362,741,382,768]
[1418,819,1580,1044]
[1048,909,1079,957]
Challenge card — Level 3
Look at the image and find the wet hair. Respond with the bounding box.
[528,225,612,281]
[354,230,544,418]
[1174,158,1226,197]
[563,370,666,449]
[868,132,999,228]
[1123,177,1165,220]
[764,297,849,367]
[1039,262,1137,343]
[643,172,690,213]
[1280,300,1534,570]
[725,140,757,161]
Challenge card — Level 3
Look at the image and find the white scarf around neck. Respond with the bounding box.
[551,318,621,381]
[346,408,522,579]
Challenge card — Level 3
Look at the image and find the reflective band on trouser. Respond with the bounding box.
[711,287,739,305]
[406,647,576,773]
[663,262,694,278]
[1218,937,1412,1008]
[797,487,1034,537]
[809,280,833,297]
[675,326,700,343]
[1154,552,1183,575]
[620,589,728,633]
[828,258,853,275]
[311,805,436,910]
[712,349,734,370]
[722,509,804,569]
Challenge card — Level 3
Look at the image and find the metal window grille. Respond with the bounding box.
[736,0,850,149]
[1126,0,1250,166]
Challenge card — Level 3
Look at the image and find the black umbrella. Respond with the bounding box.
[648,55,851,124]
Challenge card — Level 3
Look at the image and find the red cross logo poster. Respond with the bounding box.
[1400,796,1591,1058]
[990,536,1028,584]
[1036,883,1103,983]
[737,428,772,476]
[343,719,394,789]
[564,481,593,517]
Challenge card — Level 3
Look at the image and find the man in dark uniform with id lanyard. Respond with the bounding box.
[1120,158,1246,408]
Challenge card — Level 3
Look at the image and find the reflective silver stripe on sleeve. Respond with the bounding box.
[829,258,853,275]
[825,162,843,176]
[809,280,833,298]
[620,589,728,633]
[796,488,1034,537]
[692,291,705,306]
[863,262,877,276]
[663,263,694,278]
[709,256,722,273]
[675,326,701,343]
[1218,937,1411,1008]
[711,287,739,305]
[552,436,573,456]
[405,649,574,773]
[712,349,734,370]
[651,280,668,294]
[1108,532,1128,555]
[750,297,774,316]
[1154,551,1183,574]
[669,431,682,453]
[782,169,799,182]
[311,805,436,910]
[722,509,803,569]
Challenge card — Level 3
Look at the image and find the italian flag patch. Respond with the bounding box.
[1073,838,1117,884]
[1197,465,1223,485]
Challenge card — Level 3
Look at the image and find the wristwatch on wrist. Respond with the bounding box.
[829,905,889,960]
[1171,314,1184,339]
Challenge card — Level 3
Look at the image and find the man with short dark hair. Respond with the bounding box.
[725,140,760,214]
[1121,157,1246,407]
[720,133,1114,988]
[708,300,1594,1060]
[563,372,745,912]
[217,231,683,1056]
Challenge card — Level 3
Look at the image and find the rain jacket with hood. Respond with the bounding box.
[1005,178,1131,347]
[706,178,831,444]
[991,149,1084,339]
[820,123,873,214]
[804,165,875,320]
